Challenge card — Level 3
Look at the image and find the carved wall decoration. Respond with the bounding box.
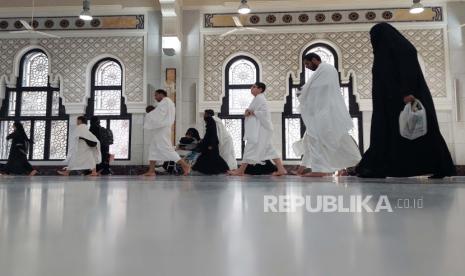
[0,15,144,31]
[202,29,446,101]
[0,36,145,104]
[204,7,442,28]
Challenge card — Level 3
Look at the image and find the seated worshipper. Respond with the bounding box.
[177,128,201,165]
[192,114,229,175]
[204,109,237,171]
[89,116,112,175]
[295,53,361,177]
[228,82,287,176]
[163,128,201,174]
[177,128,201,151]
[143,89,190,176]
[0,121,37,176]
[356,23,455,178]
[58,116,101,176]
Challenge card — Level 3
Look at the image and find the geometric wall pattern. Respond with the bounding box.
[0,36,144,103]
[203,28,446,101]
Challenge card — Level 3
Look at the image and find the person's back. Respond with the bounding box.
[90,119,112,175]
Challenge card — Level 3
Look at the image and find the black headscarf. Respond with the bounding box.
[89,116,101,140]
[370,22,416,54]
[186,128,201,141]
[10,121,31,143]
[370,22,423,99]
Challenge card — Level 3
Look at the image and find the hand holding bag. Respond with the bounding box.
[399,99,427,140]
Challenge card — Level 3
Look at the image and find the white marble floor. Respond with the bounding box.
[0,175,464,276]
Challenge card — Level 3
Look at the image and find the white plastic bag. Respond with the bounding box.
[399,100,427,140]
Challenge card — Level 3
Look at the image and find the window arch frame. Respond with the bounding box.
[86,57,132,161]
[0,48,69,161]
[219,55,260,160]
[282,43,363,160]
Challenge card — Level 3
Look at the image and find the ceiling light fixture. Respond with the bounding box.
[79,0,93,21]
[409,0,424,14]
[238,0,251,15]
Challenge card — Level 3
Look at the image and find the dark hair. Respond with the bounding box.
[204,116,216,131]
[13,121,31,142]
[303,53,322,62]
[186,128,201,141]
[155,89,167,97]
[90,116,100,126]
[204,109,215,117]
[146,105,155,113]
[254,82,266,93]
[77,116,87,124]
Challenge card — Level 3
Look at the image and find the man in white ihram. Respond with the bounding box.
[228,82,287,176]
[58,116,101,176]
[142,89,190,176]
[294,53,361,177]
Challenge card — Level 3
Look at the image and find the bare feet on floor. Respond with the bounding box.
[28,170,38,176]
[289,170,302,176]
[57,170,70,176]
[142,171,156,176]
[181,165,191,176]
[302,172,332,177]
[227,170,245,176]
[272,169,288,176]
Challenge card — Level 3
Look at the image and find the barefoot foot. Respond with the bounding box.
[272,169,288,176]
[142,171,156,176]
[28,170,38,176]
[227,170,245,176]
[57,170,69,176]
[182,165,191,176]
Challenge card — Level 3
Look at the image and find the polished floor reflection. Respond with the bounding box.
[1,176,464,276]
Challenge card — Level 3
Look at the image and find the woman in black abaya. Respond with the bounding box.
[1,122,37,176]
[356,23,455,178]
[192,116,229,175]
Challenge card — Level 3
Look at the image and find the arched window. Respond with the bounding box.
[219,56,259,159]
[86,58,131,160]
[282,44,363,160]
[0,49,69,160]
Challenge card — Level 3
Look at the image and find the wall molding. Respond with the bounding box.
[0,15,144,32]
[204,7,443,28]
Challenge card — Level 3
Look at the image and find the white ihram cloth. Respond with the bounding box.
[212,116,237,170]
[67,124,102,170]
[144,97,181,162]
[296,63,361,172]
[243,93,279,165]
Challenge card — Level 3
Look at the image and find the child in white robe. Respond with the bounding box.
[228,82,287,176]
